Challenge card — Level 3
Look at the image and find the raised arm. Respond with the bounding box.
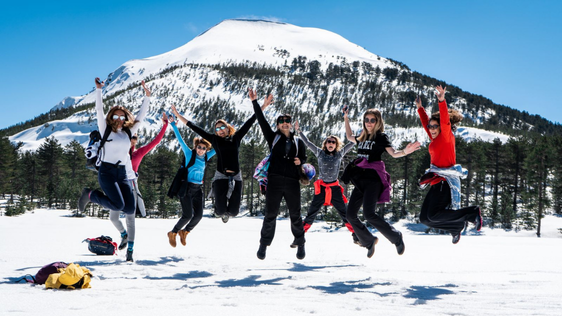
[250,89,276,146]
[234,113,257,141]
[171,104,214,142]
[134,113,169,158]
[341,141,355,156]
[94,78,107,131]
[343,106,356,143]
[295,122,321,157]
[385,141,421,158]
[436,85,452,136]
[416,95,432,139]
[130,80,151,134]
[170,118,192,165]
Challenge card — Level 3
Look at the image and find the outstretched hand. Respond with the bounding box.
[435,85,446,102]
[415,95,422,109]
[141,80,151,97]
[342,105,349,119]
[169,115,175,124]
[95,77,104,89]
[171,104,180,116]
[294,120,299,132]
[404,141,421,155]
[262,94,274,110]
[162,112,169,123]
[248,88,257,101]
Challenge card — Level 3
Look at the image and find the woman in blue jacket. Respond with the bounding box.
[167,115,216,247]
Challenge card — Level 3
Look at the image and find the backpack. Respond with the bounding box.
[85,126,131,172]
[83,235,118,255]
[167,151,208,199]
[15,261,69,285]
[253,134,302,194]
[45,263,92,289]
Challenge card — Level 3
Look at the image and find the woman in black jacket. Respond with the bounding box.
[251,89,307,260]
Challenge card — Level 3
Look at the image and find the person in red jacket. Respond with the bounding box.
[416,86,482,244]
[129,112,169,217]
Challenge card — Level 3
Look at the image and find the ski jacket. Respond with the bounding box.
[171,122,216,184]
[252,100,307,180]
[186,114,256,175]
[95,88,150,179]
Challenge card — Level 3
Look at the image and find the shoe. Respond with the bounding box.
[77,188,91,212]
[367,237,379,258]
[178,230,189,246]
[303,222,311,232]
[474,207,483,231]
[167,231,177,248]
[257,244,267,260]
[395,232,405,255]
[289,243,297,248]
[118,233,128,250]
[352,233,361,246]
[452,232,461,244]
[126,249,134,262]
[296,244,305,260]
[221,214,230,223]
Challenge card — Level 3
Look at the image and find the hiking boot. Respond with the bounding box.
[296,244,306,260]
[352,233,361,246]
[178,230,189,246]
[367,237,379,258]
[167,231,177,248]
[303,222,311,233]
[452,232,461,244]
[221,214,230,223]
[77,188,91,213]
[474,207,483,231]
[395,232,405,255]
[257,244,267,260]
[126,249,134,262]
[118,233,128,250]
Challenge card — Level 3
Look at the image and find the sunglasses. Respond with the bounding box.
[326,139,336,144]
[364,118,377,124]
[131,136,138,140]
[215,125,227,132]
[112,115,126,121]
[196,145,207,150]
[277,117,291,124]
[427,124,440,130]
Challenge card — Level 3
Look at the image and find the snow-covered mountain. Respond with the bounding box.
[9,19,512,152]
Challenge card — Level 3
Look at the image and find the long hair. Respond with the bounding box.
[321,135,343,152]
[106,106,136,133]
[215,119,236,137]
[357,109,384,142]
[430,109,463,132]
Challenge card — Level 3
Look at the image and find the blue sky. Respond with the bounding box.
[1,0,561,130]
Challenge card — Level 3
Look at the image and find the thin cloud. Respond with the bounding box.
[184,22,199,34]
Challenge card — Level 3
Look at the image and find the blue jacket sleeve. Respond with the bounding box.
[171,122,193,166]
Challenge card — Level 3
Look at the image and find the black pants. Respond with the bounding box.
[303,185,349,225]
[346,175,401,248]
[213,179,243,216]
[420,181,479,235]
[172,183,203,233]
[260,174,305,246]
[90,163,136,214]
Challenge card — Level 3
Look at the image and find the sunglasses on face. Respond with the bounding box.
[215,125,227,132]
[112,115,126,121]
[277,117,291,124]
[364,118,377,124]
[131,136,138,140]
[196,145,207,150]
[427,124,440,130]
[326,139,336,144]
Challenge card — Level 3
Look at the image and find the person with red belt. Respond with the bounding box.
[416,86,482,244]
[344,106,420,258]
[293,120,359,245]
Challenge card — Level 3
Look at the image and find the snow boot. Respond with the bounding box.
[367,237,379,258]
[126,249,134,262]
[452,232,461,244]
[178,230,189,246]
[221,214,230,223]
[257,244,267,260]
[118,232,128,250]
[474,207,483,231]
[167,231,177,248]
[296,244,305,260]
[77,188,91,213]
[395,232,405,255]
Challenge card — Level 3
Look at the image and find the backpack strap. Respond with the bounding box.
[271,134,281,152]
[98,125,113,150]
[185,150,198,169]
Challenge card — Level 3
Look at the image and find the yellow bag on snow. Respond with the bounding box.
[45,263,92,289]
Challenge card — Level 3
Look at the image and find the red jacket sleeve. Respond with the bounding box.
[132,121,169,168]
[417,107,432,139]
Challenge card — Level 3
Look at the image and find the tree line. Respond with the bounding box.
[1,129,561,237]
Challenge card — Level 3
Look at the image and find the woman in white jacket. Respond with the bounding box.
[78,77,151,262]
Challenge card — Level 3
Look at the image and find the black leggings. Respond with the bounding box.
[303,186,349,226]
[420,181,479,235]
[213,179,243,216]
[346,175,401,248]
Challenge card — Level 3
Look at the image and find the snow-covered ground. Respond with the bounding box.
[1,208,561,316]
